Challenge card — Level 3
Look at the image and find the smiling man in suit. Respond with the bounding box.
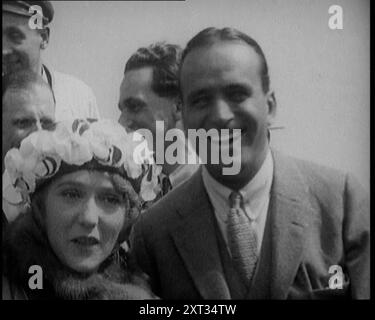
[131,27,369,299]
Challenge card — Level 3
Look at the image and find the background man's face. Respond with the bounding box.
[118,66,179,148]
[2,83,55,167]
[180,42,275,187]
[2,12,45,76]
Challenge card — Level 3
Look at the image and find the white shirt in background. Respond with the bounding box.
[42,64,100,121]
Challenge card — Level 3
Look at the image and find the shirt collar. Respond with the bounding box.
[202,148,274,215]
[41,64,55,88]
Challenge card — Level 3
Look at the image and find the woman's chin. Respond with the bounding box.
[65,258,103,274]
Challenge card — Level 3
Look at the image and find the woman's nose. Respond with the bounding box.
[77,197,100,229]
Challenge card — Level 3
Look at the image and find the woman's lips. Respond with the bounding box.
[71,236,99,247]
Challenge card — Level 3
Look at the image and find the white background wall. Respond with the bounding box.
[44,0,370,190]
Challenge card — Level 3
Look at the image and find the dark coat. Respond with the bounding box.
[131,150,370,299]
[2,211,157,300]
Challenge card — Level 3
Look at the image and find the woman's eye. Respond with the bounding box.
[61,189,82,200]
[99,194,123,206]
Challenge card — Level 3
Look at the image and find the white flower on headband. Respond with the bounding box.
[122,131,155,179]
[83,119,127,167]
[2,118,161,205]
[19,130,62,178]
[53,121,93,165]
[140,164,163,201]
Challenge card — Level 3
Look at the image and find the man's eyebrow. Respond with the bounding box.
[225,83,251,90]
[225,83,253,93]
[40,116,55,121]
[11,114,34,120]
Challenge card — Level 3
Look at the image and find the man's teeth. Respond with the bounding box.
[210,129,242,143]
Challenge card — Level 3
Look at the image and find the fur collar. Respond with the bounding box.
[3,212,156,300]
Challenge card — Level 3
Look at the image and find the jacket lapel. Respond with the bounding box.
[171,169,231,299]
[269,151,313,299]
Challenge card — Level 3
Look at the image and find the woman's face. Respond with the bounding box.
[43,170,126,273]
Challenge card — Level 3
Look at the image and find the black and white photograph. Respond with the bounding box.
[2,0,370,306]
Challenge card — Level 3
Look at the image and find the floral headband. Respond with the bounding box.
[3,118,162,206]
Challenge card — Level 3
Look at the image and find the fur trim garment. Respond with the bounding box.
[2,212,157,300]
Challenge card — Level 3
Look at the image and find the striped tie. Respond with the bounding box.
[227,191,258,284]
[161,174,172,196]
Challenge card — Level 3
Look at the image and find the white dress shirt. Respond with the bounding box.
[202,149,274,255]
[42,64,100,121]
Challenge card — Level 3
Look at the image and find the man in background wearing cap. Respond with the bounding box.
[2,1,100,120]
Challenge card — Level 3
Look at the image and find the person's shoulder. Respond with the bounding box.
[137,170,201,228]
[273,150,366,202]
[295,156,346,185]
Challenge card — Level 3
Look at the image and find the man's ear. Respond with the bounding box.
[266,90,277,127]
[40,27,50,49]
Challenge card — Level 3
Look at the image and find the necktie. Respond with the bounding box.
[227,191,258,284]
[160,174,172,196]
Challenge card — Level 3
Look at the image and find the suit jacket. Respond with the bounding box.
[131,151,370,299]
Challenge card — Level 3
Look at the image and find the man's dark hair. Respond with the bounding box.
[2,69,55,104]
[124,42,182,100]
[180,27,270,93]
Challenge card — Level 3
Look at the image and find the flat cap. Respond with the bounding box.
[3,1,54,24]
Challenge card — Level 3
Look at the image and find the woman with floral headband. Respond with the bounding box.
[2,118,161,300]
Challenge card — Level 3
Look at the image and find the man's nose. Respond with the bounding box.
[210,98,234,128]
[22,120,43,140]
[77,197,100,229]
[35,119,43,131]
[118,112,135,132]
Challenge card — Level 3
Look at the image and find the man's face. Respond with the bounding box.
[2,12,46,76]
[180,42,276,188]
[2,83,55,168]
[118,67,179,149]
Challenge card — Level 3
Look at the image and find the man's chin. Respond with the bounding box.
[205,148,261,186]
[2,64,26,77]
